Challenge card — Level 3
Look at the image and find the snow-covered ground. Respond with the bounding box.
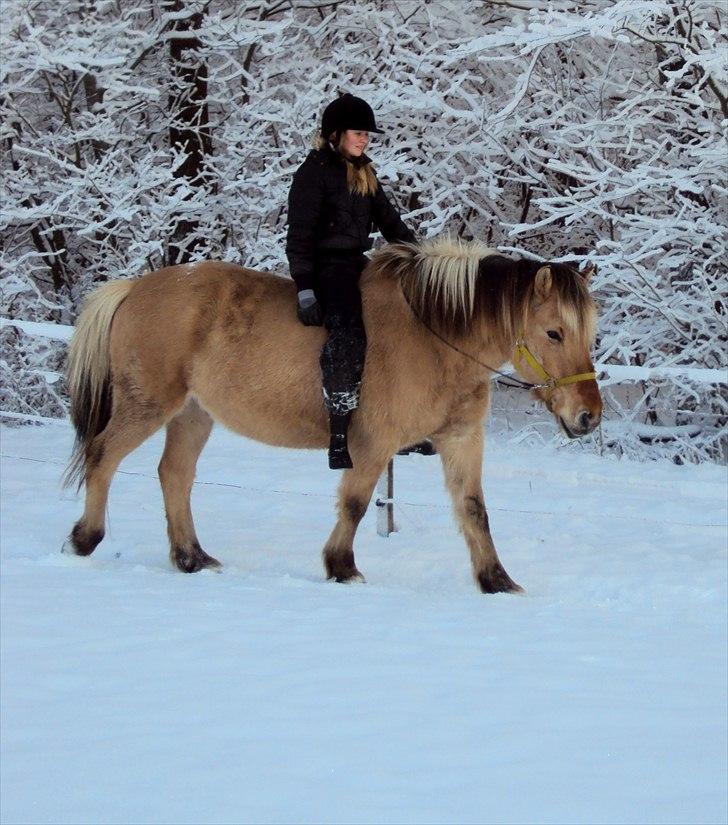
[1,419,726,825]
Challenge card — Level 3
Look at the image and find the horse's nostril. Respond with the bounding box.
[578,410,592,431]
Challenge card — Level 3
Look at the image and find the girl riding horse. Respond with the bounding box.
[286,92,416,469]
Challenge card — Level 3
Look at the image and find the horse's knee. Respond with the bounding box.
[158,452,185,486]
[157,455,172,483]
[343,496,367,525]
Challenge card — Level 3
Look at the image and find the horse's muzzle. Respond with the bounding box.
[560,409,601,439]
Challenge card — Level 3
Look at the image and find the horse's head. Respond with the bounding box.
[374,240,603,440]
[515,262,602,438]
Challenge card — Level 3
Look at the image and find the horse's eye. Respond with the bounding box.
[547,330,562,342]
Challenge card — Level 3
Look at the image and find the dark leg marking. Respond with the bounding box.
[464,496,522,593]
[67,522,105,556]
[477,564,523,595]
[465,495,490,531]
[323,547,364,583]
[172,542,222,573]
[344,497,367,525]
[86,439,105,473]
[114,373,162,422]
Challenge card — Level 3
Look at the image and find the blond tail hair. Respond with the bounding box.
[63,280,134,489]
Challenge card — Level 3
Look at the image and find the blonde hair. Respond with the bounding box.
[313,134,379,196]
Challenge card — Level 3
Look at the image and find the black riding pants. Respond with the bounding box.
[314,250,368,420]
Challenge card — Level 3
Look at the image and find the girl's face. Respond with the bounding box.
[339,129,370,158]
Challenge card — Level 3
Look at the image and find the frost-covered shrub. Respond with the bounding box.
[0,326,66,421]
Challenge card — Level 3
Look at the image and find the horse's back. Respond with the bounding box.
[113,260,296,353]
[119,260,293,316]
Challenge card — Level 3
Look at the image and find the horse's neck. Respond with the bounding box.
[362,275,501,398]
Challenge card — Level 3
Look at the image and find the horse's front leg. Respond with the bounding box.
[322,451,389,583]
[435,426,522,594]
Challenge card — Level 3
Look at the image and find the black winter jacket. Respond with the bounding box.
[285,145,416,292]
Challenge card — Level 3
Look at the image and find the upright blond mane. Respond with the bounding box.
[412,235,498,320]
[371,236,596,347]
[372,235,498,337]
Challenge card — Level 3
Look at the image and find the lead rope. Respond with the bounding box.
[409,308,542,391]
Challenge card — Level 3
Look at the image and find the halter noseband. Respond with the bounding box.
[513,336,597,399]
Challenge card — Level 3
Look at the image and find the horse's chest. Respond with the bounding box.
[442,382,490,429]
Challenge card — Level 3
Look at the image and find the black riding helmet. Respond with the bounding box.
[321,93,385,139]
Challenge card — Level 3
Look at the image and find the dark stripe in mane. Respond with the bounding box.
[371,238,596,347]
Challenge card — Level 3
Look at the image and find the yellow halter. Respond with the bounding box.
[513,337,597,399]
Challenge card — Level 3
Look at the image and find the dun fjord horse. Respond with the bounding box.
[63,237,602,593]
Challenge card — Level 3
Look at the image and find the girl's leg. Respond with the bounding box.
[316,254,367,469]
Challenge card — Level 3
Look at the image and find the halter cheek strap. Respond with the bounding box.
[513,337,597,399]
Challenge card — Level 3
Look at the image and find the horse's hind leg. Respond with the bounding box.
[322,451,389,583]
[435,426,522,594]
[66,398,167,557]
[157,399,218,573]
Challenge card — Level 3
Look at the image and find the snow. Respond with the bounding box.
[1,420,726,824]
[0,317,74,342]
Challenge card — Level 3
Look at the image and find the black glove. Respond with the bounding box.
[297,289,324,326]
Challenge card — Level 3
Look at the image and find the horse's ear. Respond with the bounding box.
[534,266,552,301]
[581,262,597,283]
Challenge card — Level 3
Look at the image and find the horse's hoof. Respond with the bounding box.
[333,570,366,584]
[323,549,365,583]
[477,564,523,594]
[64,523,104,556]
[172,543,222,573]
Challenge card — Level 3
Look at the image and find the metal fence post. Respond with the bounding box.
[375,458,394,537]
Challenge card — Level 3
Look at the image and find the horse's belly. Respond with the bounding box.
[206,402,328,449]
[183,300,332,448]
[190,370,329,450]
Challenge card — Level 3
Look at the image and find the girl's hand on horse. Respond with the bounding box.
[297,289,324,326]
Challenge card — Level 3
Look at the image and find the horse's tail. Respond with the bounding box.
[63,280,135,490]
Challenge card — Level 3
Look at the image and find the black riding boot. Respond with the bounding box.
[328,411,353,470]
